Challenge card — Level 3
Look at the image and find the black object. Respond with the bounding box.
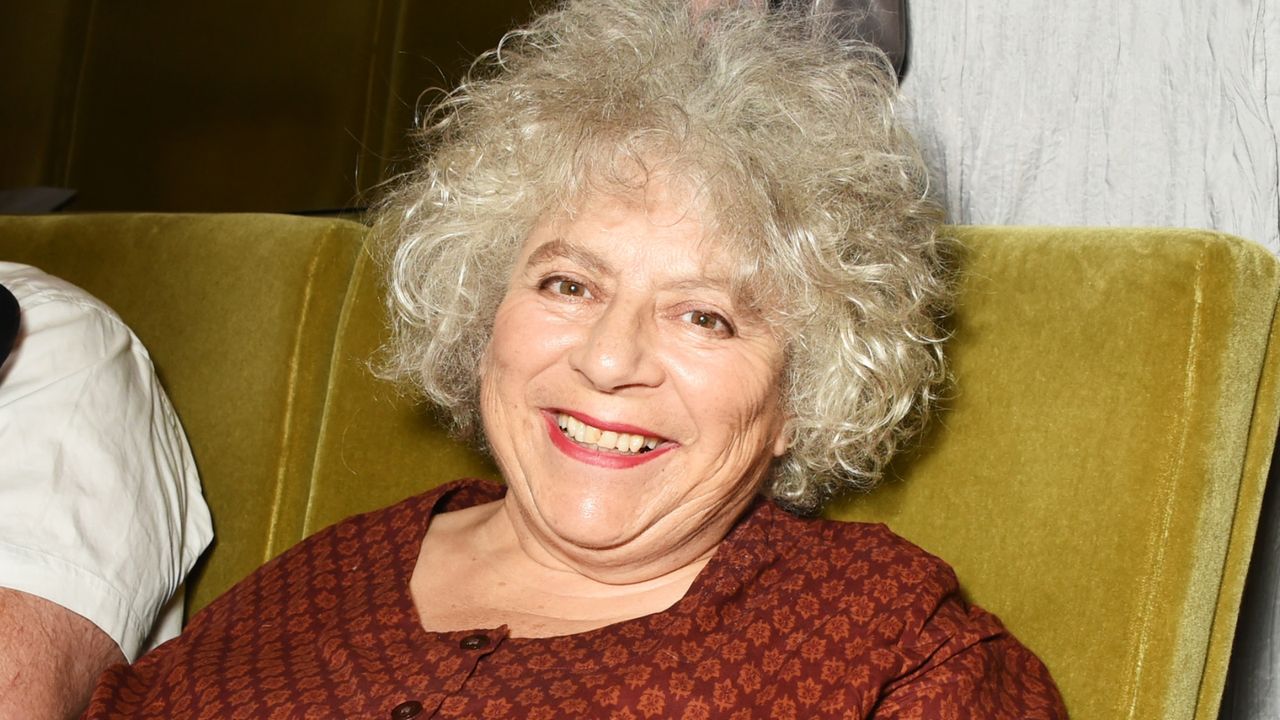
[0,187,77,213]
[771,0,909,79]
[0,283,17,366]
[459,633,491,650]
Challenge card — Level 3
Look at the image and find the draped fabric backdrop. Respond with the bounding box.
[899,1,1280,255]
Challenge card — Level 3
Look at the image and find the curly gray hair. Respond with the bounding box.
[375,0,950,515]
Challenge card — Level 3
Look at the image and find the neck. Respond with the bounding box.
[491,492,750,587]
[489,496,719,588]
[412,498,720,637]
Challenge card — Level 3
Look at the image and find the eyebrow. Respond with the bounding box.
[523,237,740,301]
[524,239,614,277]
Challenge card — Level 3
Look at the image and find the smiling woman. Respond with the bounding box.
[84,1,1066,717]
[380,0,947,518]
[475,185,788,586]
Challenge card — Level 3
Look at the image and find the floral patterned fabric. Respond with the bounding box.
[85,479,1066,719]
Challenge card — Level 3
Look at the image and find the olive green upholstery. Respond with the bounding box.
[0,213,499,615]
[826,227,1280,718]
[0,215,1275,719]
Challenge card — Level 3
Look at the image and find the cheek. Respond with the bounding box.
[476,354,509,457]
[675,350,784,426]
[478,305,525,432]
[703,366,787,460]
[481,299,581,426]
[478,315,540,482]
[486,302,521,365]
[489,298,581,368]
[483,305,540,391]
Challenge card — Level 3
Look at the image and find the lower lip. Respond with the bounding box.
[542,413,674,469]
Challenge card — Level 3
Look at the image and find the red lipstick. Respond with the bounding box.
[552,409,663,438]
[542,411,674,469]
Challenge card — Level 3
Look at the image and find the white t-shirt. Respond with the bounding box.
[0,262,213,661]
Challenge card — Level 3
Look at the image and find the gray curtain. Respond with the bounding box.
[899,0,1280,255]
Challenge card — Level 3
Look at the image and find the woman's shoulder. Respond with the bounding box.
[152,479,503,644]
[751,500,960,600]
[717,500,975,662]
[83,479,507,715]
[722,500,1066,716]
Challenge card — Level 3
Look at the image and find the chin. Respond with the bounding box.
[530,486,652,551]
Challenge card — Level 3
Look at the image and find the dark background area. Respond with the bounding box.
[0,0,548,214]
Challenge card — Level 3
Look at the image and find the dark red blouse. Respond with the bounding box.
[85,480,1066,719]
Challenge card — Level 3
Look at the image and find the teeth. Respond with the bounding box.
[556,413,662,455]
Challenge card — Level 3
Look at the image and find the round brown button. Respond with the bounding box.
[459,633,490,650]
[390,700,422,719]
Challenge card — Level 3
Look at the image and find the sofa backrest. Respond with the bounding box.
[1,215,1276,719]
[826,226,1280,719]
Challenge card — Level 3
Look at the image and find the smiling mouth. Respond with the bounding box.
[555,412,663,455]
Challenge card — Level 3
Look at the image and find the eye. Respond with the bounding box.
[682,310,734,336]
[541,277,592,299]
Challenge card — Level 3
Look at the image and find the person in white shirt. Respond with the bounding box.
[0,262,212,719]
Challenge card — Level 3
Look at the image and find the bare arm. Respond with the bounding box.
[0,588,124,720]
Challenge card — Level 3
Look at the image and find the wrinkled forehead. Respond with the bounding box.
[528,164,784,316]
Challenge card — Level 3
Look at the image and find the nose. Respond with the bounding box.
[567,300,664,391]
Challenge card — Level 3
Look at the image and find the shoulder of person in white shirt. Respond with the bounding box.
[0,262,212,719]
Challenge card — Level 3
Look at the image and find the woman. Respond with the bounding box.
[86,0,1066,717]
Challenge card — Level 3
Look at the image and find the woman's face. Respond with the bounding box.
[479,187,788,580]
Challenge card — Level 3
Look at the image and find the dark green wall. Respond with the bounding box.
[0,1,547,212]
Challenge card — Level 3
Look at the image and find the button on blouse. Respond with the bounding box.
[389,699,422,719]
[459,633,490,650]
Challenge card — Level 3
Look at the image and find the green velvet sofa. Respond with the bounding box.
[1,213,1276,719]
